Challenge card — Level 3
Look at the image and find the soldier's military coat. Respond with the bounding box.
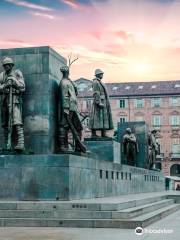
[59,77,82,131]
[123,133,139,166]
[89,77,114,130]
[0,69,25,126]
[148,133,159,168]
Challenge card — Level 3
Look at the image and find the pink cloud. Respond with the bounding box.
[5,0,53,11]
[0,39,33,47]
[61,0,81,9]
[1,0,180,82]
[60,0,86,10]
[166,47,180,56]
[89,31,102,40]
[114,30,134,43]
[105,43,127,56]
[30,11,56,20]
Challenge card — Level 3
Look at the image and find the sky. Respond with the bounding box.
[0,0,180,83]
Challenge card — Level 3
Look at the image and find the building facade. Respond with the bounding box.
[76,78,180,177]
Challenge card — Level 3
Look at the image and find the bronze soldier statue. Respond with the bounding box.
[148,129,160,169]
[58,65,86,153]
[122,128,139,166]
[0,57,25,151]
[89,69,114,137]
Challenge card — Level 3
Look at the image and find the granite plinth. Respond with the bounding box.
[0,46,66,154]
[118,121,149,169]
[84,140,121,163]
[84,137,113,141]
[0,154,164,200]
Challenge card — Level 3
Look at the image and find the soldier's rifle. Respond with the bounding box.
[79,112,88,123]
[4,74,13,150]
[64,112,86,153]
[7,79,13,150]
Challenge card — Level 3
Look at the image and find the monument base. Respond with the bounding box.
[0,154,164,200]
[84,139,121,163]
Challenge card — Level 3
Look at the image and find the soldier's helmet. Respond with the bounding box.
[2,57,14,66]
[126,128,132,133]
[60,65,69,73]
[151,129,157,133]
[95,69,104,76]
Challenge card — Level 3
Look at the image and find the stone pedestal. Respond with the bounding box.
[84,138,121,163]
[118,121,149,169]
[0,46,66,154]
[0,154,164,200]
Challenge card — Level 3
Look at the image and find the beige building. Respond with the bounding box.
[76,78,180,177]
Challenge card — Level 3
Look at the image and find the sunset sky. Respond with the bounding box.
[0,0,180,82]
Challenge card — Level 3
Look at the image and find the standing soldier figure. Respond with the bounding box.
[122,128,139,166]
[58,65,86,153]
[89,69,114,137]
[0,57,25,151]
[148,129,160,169]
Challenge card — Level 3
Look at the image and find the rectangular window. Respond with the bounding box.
[152,98,161,107]
[153,115,161,126]
[170,115,179,126]
[100,170,103,179]
[171,97,180,107]
[172,144,180,154]
[119,99,126,108]
[135,98,144,108]
[121,172,123,179]
[120,117,126,124]
[172,138,180,145]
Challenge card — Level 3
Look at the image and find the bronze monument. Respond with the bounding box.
[148,129,160,169]
[89,69,114,138]
[122,128,139,166]
[0,57,25,151]
[58,65,86,153]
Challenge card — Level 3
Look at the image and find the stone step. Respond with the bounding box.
[112,199,174,219]
[0,202,101,211]
[133,204,180,228]
[0,210,112,219]
[0,204,179,228]
[0,199,174,220]
[116,195,167,210]
[0,195,167,212]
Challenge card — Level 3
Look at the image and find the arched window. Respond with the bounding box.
[170,164,180,177]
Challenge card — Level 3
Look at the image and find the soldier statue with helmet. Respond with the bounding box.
[148,129,160,170]
[0,57,25,151]
[89,69,114,138]
[122,128,139,166]
[58,65,86,153]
